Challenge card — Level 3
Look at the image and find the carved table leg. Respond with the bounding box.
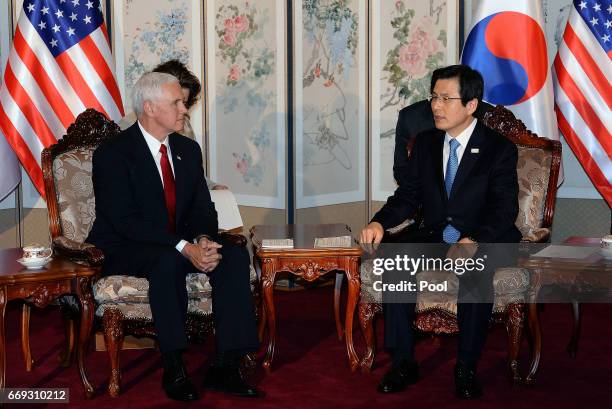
[505,303,525,384]
[261,259,277,374]
[103,308,124,397]
[344,257,360,372]
[359,301,380,373]
[0,287,6,392]
[567,301,580,358]
[525,302,541,386]
[255,254,266,342]
[357,302,373,371]
[258,300,267,342]
[75,276,95,398]
[21,304,34,371]
[334,272,344,341]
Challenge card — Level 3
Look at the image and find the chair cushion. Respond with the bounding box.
[359,259,382,303]
[94,275,150,304]
[490,267,530,313]
[515,146,552,238]
[415,270,459,315]
[415,268,530,315]
[93,265,258,317]
[53,148,97,244]
[95,302,154,321]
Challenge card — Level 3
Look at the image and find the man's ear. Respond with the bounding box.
[143,100,155,117]
[466,98,478,116]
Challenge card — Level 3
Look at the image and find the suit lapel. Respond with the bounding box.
[431,130,447,203]
[131,125,166,201]
[169,134,186,225]
[130,124,178,227]
[449,121,486,198]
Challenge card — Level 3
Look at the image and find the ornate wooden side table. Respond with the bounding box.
[519,237,612,385]
[251,224,363,373]
[0,248,97,398]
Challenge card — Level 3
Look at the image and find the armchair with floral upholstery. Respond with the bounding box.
[357,105,562,385]
[22,109,258,397]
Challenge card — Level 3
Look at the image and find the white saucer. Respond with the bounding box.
[17,257,52,269]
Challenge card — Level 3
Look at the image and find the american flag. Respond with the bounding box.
[553,0,611,206]
[0,0,124,197]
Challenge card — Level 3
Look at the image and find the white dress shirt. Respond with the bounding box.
[442,118,477,178]
[138,122,188,253]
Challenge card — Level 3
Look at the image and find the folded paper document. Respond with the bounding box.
[261,239,294,249]
[314,235,353,248]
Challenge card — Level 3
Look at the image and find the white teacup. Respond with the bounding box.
[22,244,52,261]
[601,235,612,258]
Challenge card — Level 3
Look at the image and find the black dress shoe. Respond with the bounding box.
[161,351,199,402]
[377,360,419,393]
[204,365,262,397]
[162,366,200,401]
[454,362,482,399]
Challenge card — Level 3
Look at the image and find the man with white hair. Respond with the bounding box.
[86,72,260,401]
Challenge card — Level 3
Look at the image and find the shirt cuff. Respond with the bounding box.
[176,239,188,253]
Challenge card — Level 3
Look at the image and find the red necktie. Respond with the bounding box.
[159,144,176,233]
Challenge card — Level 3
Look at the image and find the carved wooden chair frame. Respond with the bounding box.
[357,105,562,385]
[22,109,254,397]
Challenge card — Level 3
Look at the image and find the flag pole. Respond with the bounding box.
[15,181,22,247]
[8,0,22,248]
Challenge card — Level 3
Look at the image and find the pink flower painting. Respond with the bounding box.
[223,32,236,46]
[234,15,249,33]
[397,16,439,79]
[228,64,240,82]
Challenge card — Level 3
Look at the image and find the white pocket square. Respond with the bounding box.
[471,148,479,153]
[176,155,182,160]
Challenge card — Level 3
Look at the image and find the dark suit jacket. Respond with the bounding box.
[374,120,522,244]
[86,123,218,254]
[394,100,493,187]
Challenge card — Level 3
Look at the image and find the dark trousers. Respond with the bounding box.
[102,238,259,354]
[384,290,493,367]
[382,236,513,367]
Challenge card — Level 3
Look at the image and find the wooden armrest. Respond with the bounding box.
[520,228,551,243]
[52,236,105,266]
[218,231,247,247]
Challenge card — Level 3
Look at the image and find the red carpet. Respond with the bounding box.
[3,286,611,408]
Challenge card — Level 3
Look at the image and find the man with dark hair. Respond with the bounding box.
[361,64,521,398]
[87,72,260,401]
[393,91,492,189]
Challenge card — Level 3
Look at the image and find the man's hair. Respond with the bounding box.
[132,72,179,116]
[430,64,484,106]
[153,59,201,110]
